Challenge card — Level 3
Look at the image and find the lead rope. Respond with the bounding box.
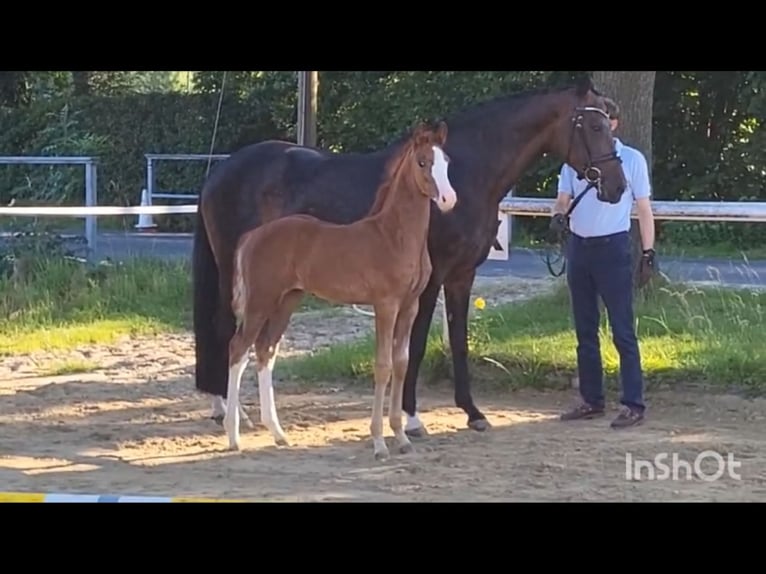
[543,180,597,277]
[205,71,228,178]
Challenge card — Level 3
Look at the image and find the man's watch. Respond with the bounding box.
[642,248,655,257]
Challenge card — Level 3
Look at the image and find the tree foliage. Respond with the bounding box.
[0,70,764,244]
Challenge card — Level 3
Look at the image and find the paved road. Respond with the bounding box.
[87,231,766,288]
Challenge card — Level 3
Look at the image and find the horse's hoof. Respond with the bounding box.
[275,437,290,447]
[468,418,492,432]
[399,442,415,455]
[404,426,429,439]
[211,414,224,426]
[374,449,390,462]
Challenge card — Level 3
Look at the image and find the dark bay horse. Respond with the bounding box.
[193,74,627,438]
[222,121,456,458]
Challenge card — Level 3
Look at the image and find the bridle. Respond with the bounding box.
[567,106,622,197]
[543,105,623,277]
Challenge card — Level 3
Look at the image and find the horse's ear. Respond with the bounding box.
[574,73,593,96]
[412,121,430,144]
[435,120,448,144]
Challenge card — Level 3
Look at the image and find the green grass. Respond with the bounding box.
[0,256,336,355]
[0,257,192,355]
[38,358,99,377]
[6,253,766,396]
[280,280,766,395]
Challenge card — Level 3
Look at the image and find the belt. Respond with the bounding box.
[570,230,629,246]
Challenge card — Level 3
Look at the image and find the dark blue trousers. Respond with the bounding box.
[565,231,645,411]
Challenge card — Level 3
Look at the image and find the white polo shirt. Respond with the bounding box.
[557,138,651,238]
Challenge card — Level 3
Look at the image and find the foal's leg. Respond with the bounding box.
[223,313,268,451]
[389,297,420,455]
[371,302,397,461]
[253,289,304,447]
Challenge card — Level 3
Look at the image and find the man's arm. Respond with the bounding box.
[631,151,654,251]
[636,197,654,250]
[630,150,654,251]
[552,164,573,216]
[631,150,657,286]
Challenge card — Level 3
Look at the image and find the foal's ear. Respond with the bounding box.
[435,120,448,144]
[412,121,431,145]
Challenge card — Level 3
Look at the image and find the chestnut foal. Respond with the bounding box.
[223,120,457,460]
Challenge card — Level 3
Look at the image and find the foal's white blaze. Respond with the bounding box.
[431,145,457,212]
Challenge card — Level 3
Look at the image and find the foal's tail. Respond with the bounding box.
[192,205,228,397]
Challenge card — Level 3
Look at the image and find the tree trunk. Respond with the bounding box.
[71,71,91,96]
[591,71,656,289]
[0,71,29,107]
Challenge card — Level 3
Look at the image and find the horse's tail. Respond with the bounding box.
[192,203,228,397]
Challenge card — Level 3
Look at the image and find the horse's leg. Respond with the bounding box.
[402,275,442,438]
[223,313,268,450]
[211,396,254,429]
[443,267,490,431]
[371,301,397,461]
[253,289,304,447]
[209,262,236,423]
[389,296,419,455]
[210,267,254,430]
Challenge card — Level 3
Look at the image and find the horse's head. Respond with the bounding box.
[552,75,628,204]
[409,120,458,213]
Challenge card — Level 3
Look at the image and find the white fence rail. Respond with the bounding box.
[6,198,766,221]
[3,151,766,260]
[499,197,766,222]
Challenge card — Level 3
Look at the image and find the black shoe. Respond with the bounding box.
[560,402,605,421]
[610,405,645,429]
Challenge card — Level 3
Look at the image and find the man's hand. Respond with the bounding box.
[547,213,568,243]
[638,248,657,287]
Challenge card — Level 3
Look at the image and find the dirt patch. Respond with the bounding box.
[2,276,765,502]
[1,374,765,502]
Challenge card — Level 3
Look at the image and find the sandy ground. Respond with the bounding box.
[2,276,766,502]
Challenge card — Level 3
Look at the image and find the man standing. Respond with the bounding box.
[550,97,657,429]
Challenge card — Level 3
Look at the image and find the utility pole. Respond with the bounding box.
[297,71,318,147]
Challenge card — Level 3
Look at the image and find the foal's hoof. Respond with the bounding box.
[468,418,492,432]
[404,426,429,439]
[374,449,390,462]
[275,436,290,447]
[211,414,224,426]
[399,442,415,455]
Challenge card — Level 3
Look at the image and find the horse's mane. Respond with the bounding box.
[367,127,421,215]
[380,78,599,148]
[446,83,580,126]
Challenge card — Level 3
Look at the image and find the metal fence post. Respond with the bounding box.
[146,156,154,205]
[507,187,514,242]
[84,160,98,261]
